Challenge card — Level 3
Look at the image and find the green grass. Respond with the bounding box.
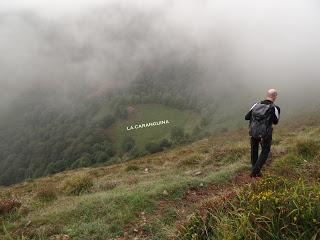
[110,104,201,150]
[0,133,245,239]
[2,121,320,240]
[177,177,320,240]
[177,129,320,240]
[4,166,242,239]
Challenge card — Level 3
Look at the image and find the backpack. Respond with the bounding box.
[249,103,274,139]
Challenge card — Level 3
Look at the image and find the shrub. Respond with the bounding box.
[177,177,320,240]
[62,174,93,196]
[223,146,246,163]
[144,139,172,155]
[127,147,143,159]
[303,156,320,180]
[295,139,319,159]
[35,186,57,202]
[0,198,21,216]
[274,153,303,176]
[126,165,139,172]
[145,142,163,154]
[178,155,201,166]
[171,127,186,144]
[214,145,247,164]
[98,181,118,191]
[159,138,172,149]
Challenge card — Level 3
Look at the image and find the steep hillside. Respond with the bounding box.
[1,119,319,239]
[0,60,250,186]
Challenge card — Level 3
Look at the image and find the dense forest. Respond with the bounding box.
[0,57,250,186]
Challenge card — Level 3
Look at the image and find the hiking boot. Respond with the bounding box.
[250,172,263,178]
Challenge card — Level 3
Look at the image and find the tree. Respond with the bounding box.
[99,114,115,128]
[46,160,67,175]
[145,142,162,154]
[128,147,141,158]
[122,137,135,153]
[170,127,185,144]
[159,138,172,149]
[115,105,128,119]
[73,153,92,168]
[95,151,109,163]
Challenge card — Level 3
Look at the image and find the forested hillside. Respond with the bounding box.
[0,57,250,186]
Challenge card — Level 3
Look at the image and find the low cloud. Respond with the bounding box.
[0,0,320,111]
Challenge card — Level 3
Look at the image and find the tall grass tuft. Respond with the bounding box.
[125,164,140,171]
[177,177,320,240]
[35,186,58,203]
[61,174,93,196]
[295,138,319,159]
[274,138,320,177]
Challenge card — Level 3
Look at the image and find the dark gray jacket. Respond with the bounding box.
[245,99,280,126]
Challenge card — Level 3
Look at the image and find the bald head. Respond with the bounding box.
[266,89,278,102]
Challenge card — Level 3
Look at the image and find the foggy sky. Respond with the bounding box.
[1,0,320,113]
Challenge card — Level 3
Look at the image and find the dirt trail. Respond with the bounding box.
[120,170,254,240]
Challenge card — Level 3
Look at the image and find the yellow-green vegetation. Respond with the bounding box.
[1,122,320,240]
[178,177,320,240]
[110,104,201,150]
[61,173,94,196]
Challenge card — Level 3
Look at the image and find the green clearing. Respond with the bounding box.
[110,104,201,150]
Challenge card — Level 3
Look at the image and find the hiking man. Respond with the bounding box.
[245,89,280,178]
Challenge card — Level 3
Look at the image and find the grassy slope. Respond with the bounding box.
[109,104,200,150]
[176,124,320,239]
[0,118,319,240]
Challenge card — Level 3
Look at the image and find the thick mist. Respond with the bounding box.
[1,0,320,113]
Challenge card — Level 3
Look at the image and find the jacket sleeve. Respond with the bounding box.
[272,106,280,125]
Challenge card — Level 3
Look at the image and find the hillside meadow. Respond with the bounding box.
[0,118,319,239]
[108,104,201,151]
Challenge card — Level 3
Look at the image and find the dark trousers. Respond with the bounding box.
[250,135,272,176]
